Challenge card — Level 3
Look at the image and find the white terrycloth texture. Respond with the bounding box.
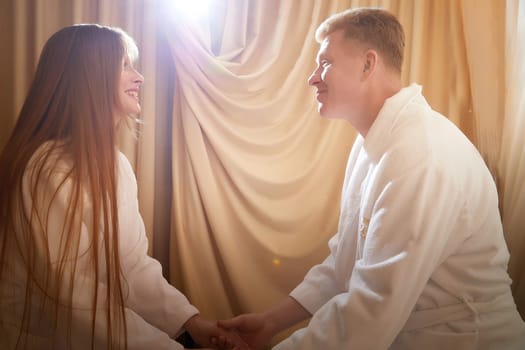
[0,147,198,349]
[275,84,525,350]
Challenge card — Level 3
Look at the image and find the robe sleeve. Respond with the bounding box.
[116,152,199,337]
[288,136,364,313]
[289,234,343,313]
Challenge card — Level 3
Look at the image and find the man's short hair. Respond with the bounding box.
[315,8,405,73]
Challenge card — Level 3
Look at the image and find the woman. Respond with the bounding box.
[0,24,244,350]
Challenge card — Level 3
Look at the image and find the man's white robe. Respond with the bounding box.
[275,84,525,349]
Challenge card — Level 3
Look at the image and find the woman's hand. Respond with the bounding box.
[184,314,250,350]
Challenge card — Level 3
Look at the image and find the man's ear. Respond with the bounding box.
[362,50,378,79]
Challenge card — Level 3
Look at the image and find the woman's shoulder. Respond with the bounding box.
[25,141,72,181]
[117,151,136,180]
[21,141,79,211]
[116,151,138,197]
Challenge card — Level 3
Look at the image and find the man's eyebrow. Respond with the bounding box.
[318,53,331,65]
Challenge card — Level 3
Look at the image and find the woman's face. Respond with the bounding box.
[116,54,144,119]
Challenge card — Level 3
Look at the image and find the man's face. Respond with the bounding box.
[308,30,366,121]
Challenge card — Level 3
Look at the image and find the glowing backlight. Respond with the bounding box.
[169,0,212,20]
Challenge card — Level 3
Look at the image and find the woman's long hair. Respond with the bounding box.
[0,24,138,349]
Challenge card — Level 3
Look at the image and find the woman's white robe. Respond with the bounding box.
[0,147,198,349]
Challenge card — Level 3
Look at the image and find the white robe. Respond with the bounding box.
[274,84,525,349]
[0,146,198,349]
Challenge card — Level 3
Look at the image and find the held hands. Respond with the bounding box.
[185,297,308,349]
[184,314,249,350]
[217,297,312,350]
[217,313,275,350]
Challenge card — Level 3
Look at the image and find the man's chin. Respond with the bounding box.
[318,104,326,116]
[318,106,334,119]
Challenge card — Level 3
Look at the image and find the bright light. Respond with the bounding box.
[170,0,211,20]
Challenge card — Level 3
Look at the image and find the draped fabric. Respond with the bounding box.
[502,0,525,316]
[161,0,356,319]
[1,0,524,341]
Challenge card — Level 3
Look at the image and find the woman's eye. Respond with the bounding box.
[123,58,132,69]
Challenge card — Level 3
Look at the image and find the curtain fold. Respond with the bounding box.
[163,1,356,318]
[501,0,525,316]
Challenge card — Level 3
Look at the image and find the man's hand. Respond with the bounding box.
[218,297,311,350]
[184,314,249,350]
[217,313,275,350]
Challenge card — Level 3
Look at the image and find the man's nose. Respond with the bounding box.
[308,70,320,86]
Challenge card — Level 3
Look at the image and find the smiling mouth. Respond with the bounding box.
[316,90,326,101]
[126,90,139,100]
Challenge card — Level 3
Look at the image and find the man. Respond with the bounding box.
[218,7,525,349]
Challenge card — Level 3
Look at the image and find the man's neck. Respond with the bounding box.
[358,74,402,137]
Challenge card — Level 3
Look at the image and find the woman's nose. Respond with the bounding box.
[134,69,144,84]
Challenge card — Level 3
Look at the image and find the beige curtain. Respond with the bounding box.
[1,0,524,341]
[162,0,356,321]
[501,0,525,315]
